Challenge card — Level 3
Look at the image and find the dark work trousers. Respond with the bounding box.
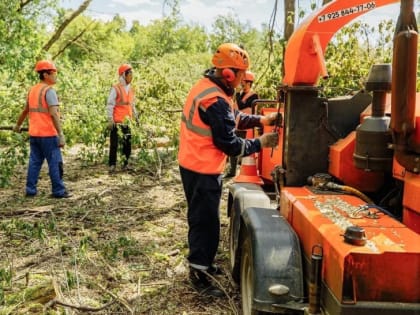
[109,124,131,167]
[179,165,223,269]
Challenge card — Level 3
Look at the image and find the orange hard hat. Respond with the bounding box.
[118,63,132,75]
[35,60,57,72]
[211,43,250,70]
[244,71,255,82]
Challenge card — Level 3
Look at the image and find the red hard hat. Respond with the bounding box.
[244,71,255,82]
[118,63,132,75]
[35,60,57,72]
[211,43,250,70]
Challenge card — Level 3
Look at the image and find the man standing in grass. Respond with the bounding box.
[14,60,71,198]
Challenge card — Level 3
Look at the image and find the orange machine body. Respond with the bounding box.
[230,0,419,313]
[280,186,420,303]
[330,92,420,233]
[283,0,399,86]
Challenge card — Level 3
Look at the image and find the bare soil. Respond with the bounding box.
[0,147,241,314]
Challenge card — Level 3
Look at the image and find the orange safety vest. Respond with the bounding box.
[239,90,257,114]
[112,83,134,123]
[178,78,233,174]
[28,83,58,137]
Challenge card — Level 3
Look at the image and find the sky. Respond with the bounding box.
[60,0,419,32]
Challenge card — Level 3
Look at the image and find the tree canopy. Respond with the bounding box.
[0,0,414,187]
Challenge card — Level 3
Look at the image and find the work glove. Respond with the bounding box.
[13,125,21,133]
[58,133,66,148]
[265,112,283,127]
[258,132,279,148]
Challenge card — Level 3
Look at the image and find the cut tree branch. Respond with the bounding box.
[45,298,116,312]
[53,20,96,59]
[18,0,33,12]
[42,0,92,53]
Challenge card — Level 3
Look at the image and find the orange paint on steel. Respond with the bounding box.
[283,0,399,86]
[328,131,384,192]
[279,186,420,303]
[396,168,420,233]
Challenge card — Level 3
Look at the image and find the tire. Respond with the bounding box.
[229,211,241,283]
[240,234,264,315]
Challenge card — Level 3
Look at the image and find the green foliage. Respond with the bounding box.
[101,235,141,261]
[248,28,284,100]
[0,218,51,242]
[0,0,52,71]
[0,265,12,305]
[0,134,28,187]
[209,14,258,51]
[0,266,12,287]
[129,0,207,60]
[130,17,207,60]
[322,20,395,96]
[0,0,416,186]
[51,14,135,64]
[65,270,77,289]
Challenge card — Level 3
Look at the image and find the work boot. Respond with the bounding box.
[51,190,72,199]
[189,267,224,298]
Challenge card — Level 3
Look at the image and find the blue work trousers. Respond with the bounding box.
[179,166,223,269]
[26,136,66,196]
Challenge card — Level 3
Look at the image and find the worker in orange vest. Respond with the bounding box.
[225,70,259,177]
[236,70,258,114]
[178,43,279,297]
[107,63,138,173]
[14,60,71,198]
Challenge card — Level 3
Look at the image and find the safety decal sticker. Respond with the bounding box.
[318,2,376,23]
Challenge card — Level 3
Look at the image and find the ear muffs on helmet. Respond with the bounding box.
[222,68,236,82]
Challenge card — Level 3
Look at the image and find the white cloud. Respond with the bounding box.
[123,9,162,25]
[110,0,156,6]
[181,0,233,29]
[63,0,417,31]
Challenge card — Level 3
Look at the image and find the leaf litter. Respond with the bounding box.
[0,147,241,314]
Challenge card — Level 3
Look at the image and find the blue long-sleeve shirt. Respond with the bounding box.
[199,96,263,158]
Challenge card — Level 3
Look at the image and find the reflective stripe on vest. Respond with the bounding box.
[178,78,232,174]
[28,84,50,113]
[180,86,220,137]
[27,83,57,137]
[113,83,134,123]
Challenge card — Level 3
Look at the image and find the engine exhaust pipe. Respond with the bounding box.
[391,0,420,171]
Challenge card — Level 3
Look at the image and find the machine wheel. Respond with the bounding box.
[240,233,264,315]
[229,212,240,283]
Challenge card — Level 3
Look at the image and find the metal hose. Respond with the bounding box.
[325,182,374,204]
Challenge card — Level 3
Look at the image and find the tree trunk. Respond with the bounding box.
[283,0,295,42]
[282,0,295,76]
